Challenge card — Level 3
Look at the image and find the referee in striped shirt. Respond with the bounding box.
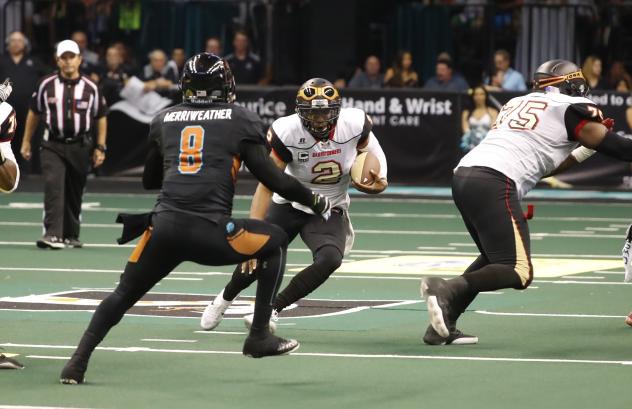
[20,40,107,249]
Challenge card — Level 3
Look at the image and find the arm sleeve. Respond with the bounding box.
[241,141,314,208]
[564,103,603,141]
[94,93,108,118]
[142,116,164,189]
[594,131,632,162]
[357,132,388,179]
[357,114,373,146]
[266,126,293,163]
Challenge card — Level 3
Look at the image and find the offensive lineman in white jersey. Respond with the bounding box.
[201,78,388,331]
[421,59,632,345]
[0,78,23,370]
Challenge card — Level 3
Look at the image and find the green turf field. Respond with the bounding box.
[1,192,631,409]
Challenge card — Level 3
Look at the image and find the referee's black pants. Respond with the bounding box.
[67,210,289,363]
[40,141,91,239]
[449,166,533,319]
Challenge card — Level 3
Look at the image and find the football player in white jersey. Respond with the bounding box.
[421,59,632,345]
[0,78,23,370]
[201,78,388,332]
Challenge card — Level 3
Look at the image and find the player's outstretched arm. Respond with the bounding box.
[577,122,632,161]
[241,141,330,217]
[142,139,163,189]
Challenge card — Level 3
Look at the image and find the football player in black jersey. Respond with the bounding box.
[60,53,331,384]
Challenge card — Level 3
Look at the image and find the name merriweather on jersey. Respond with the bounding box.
[163,108,233,122]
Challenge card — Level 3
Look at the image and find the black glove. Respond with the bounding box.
[310,193,331,220]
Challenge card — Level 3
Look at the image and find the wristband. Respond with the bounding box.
[95,144,107,153]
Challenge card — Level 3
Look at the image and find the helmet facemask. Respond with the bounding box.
[534,69,589,97]
[295,79,341,141]
[296,101,341,141]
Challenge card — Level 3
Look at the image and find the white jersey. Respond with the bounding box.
[456,91,603,199]
[268,107,371,213]
[0,101,20,193]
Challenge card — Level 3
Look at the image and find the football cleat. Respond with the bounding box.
[0,353,24,369]
[242,333,299,358]
[59,357,88,385]
[422,325,478,346]
[64,237,84,248]
[200,290,232,331]
[420,277,455,338]
[244,309,278,334]
[622,224,632,283]
[36,235,65,249]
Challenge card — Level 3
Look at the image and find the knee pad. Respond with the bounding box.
[314,245,343,274]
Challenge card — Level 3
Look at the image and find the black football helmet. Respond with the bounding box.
[180,53,235,104]
[533,59,589,97]
[295,78,341,141]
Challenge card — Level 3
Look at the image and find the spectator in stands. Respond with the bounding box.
[348,55,383,89]
[581,55,607,90]
[169,48,186,78]
[99,45,133,106]
[423,59,469,92]
[140,49,178,96]
[0,31,45,174]
[485,49,526,91]
[205,37,223,56]
[460,86,498,152]
[615,78,631,93]
[384,50,419,87]
[72,30,100,82]
[71,30,99,66]
[607,61,632,90]
[111,41,137,72]
[225,30,264,85]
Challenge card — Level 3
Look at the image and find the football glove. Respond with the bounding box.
[602,117,615,131]
[311,193,331,221]
[0,78,12,102]
[623,223,632,283]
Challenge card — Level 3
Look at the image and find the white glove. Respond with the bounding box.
[0,78,12,102]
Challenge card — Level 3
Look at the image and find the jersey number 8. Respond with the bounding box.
[178,125,204,174]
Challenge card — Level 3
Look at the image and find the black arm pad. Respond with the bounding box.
[594,131,632,162]
[142,141,164,190]
[241,141,314,208]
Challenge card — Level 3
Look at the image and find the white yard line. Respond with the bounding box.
[475,310,626,319]
[1,343,630,366]
[140,339,197,343]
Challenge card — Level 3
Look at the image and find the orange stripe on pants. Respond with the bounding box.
[128,228,153,263]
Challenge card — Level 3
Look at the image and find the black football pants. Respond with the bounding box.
[68,210,289,362]
[223,202,347,312]
[450,166,533,318]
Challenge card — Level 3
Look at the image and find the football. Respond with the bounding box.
[350,151,381,187]
[626,312,632,327]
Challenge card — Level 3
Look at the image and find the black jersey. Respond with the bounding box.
[150,102,266,219]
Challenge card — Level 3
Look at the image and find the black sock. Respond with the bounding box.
[250,246,286,335]
[224,264,258,301]
[273,246,342,312]
[462,263,523,293]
